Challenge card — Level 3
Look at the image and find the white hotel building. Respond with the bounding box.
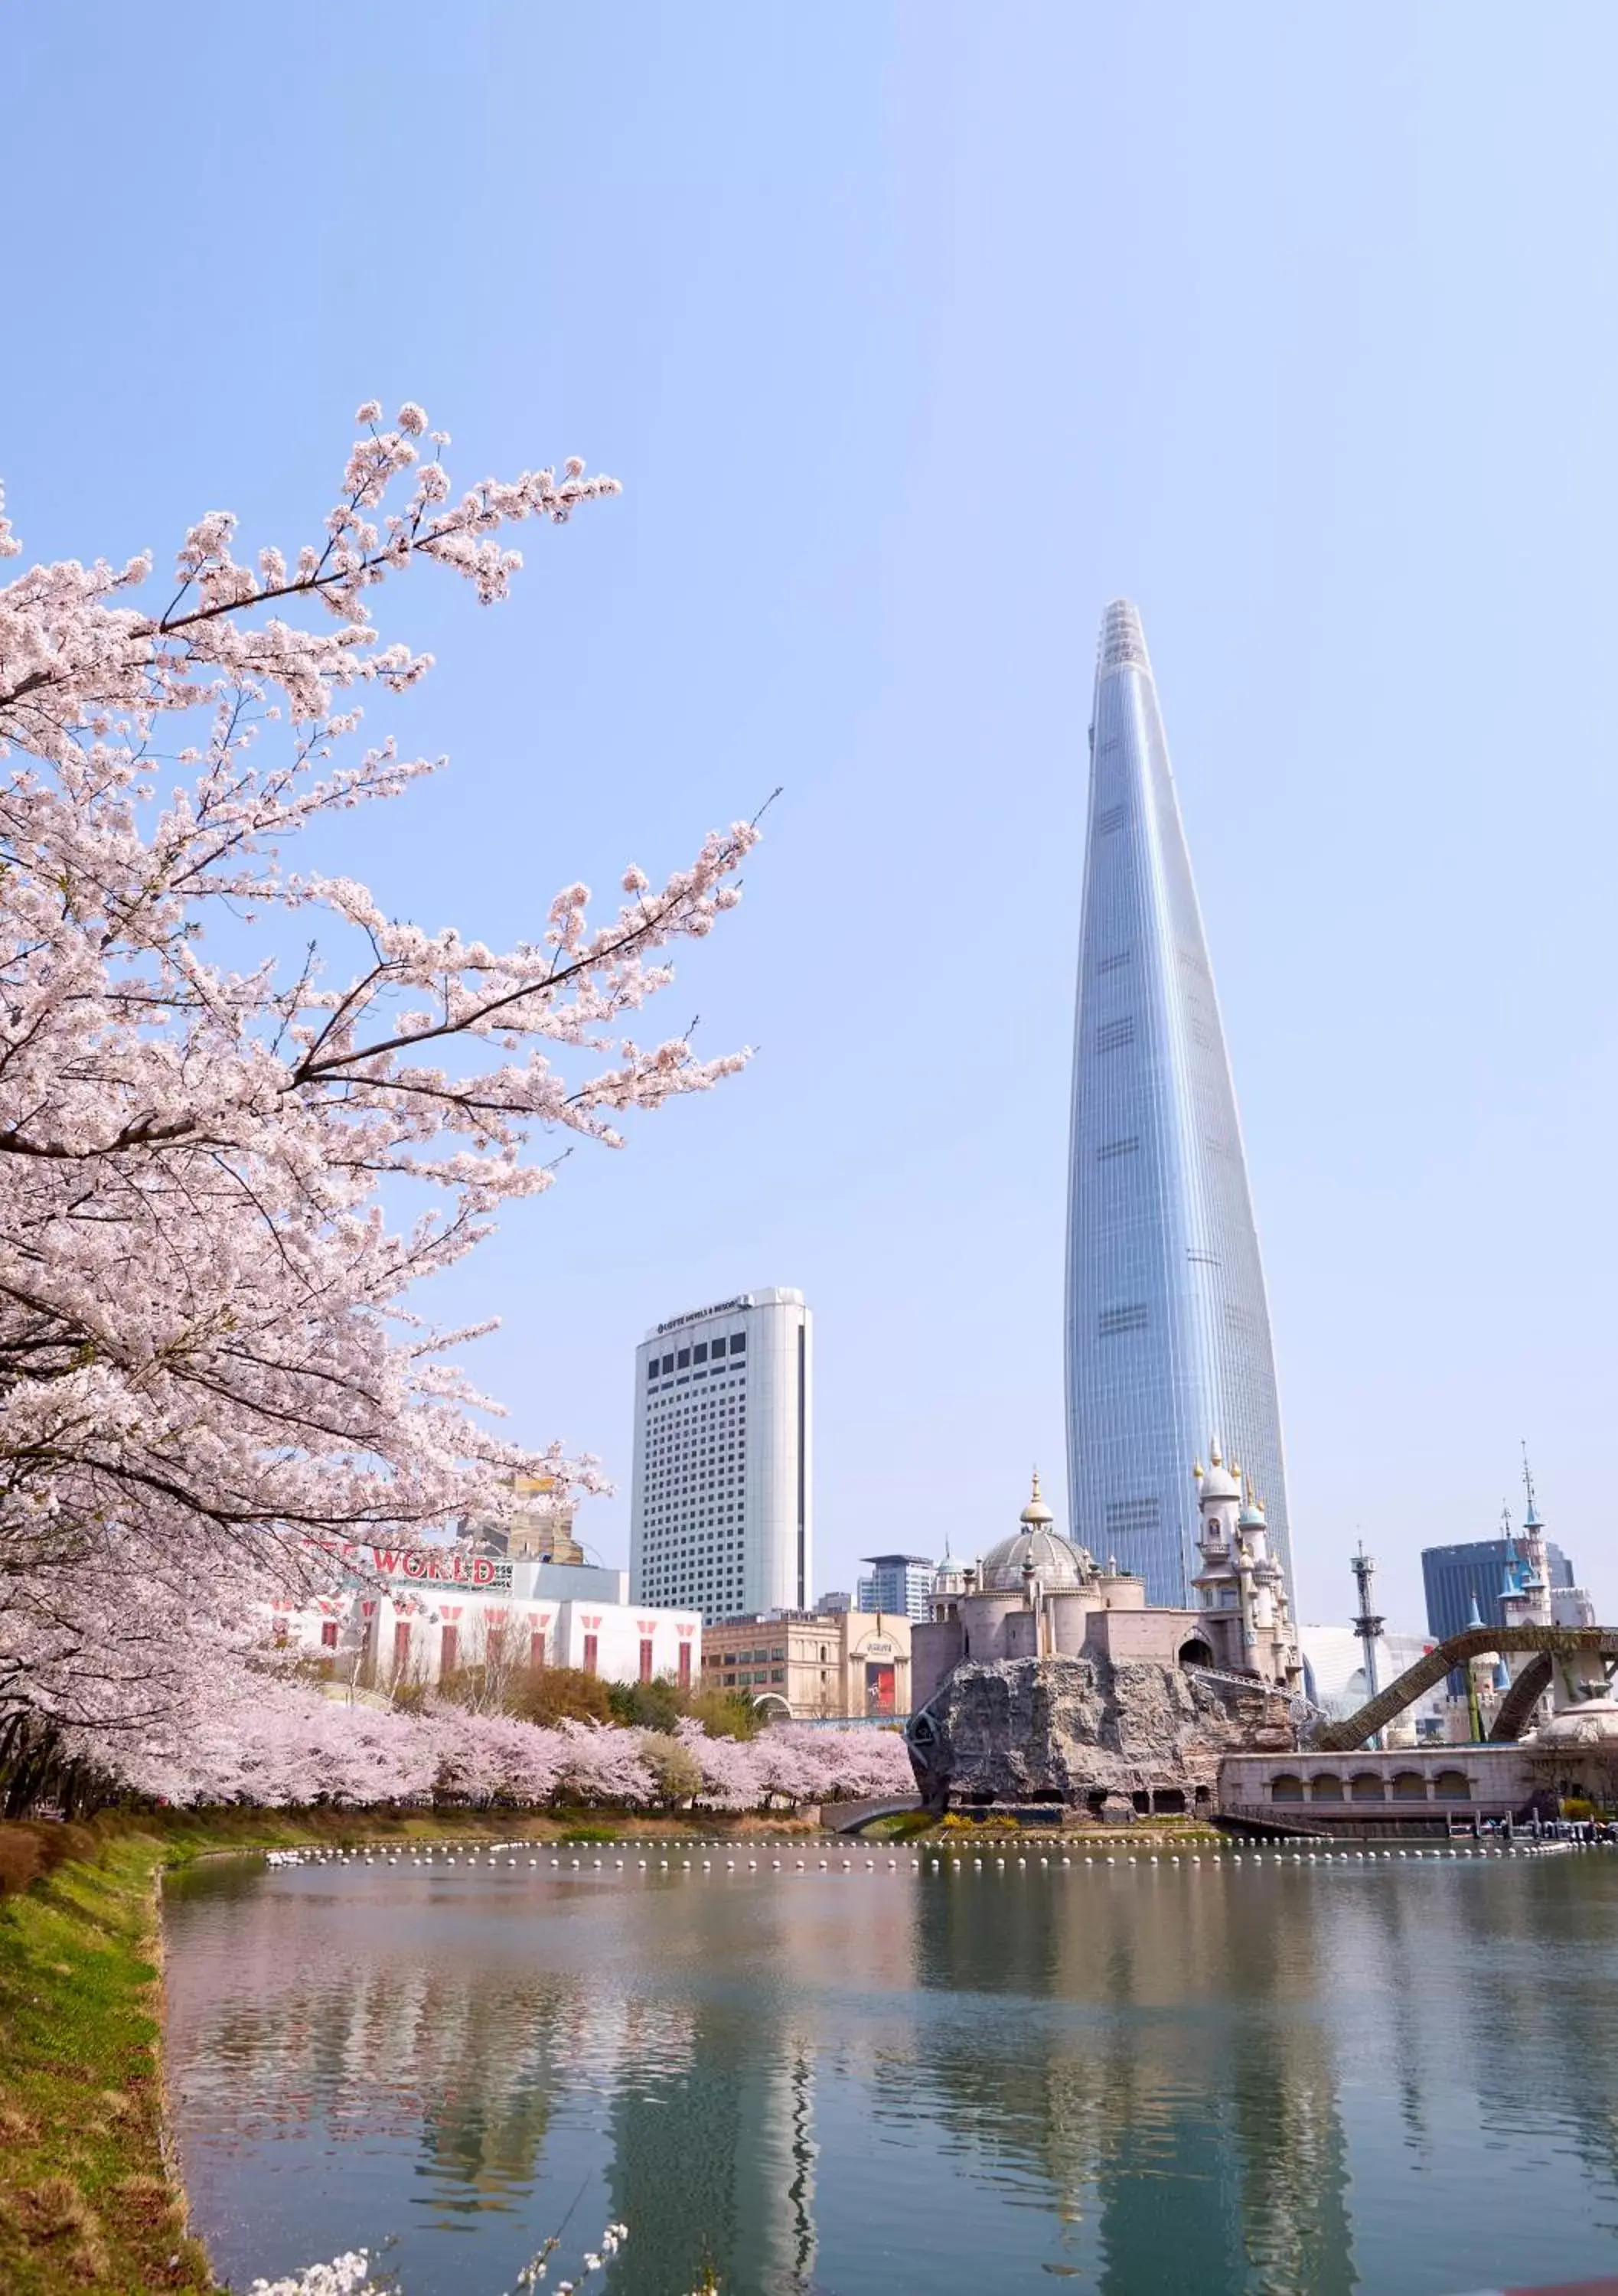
[631,1289,813,1624]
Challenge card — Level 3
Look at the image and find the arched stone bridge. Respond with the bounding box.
[823,1795,924,1835]
[1313,1626,1618,1753]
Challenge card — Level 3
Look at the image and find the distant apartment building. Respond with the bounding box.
[815,1590,852,1616]
[856,1554,935,1623]
[631,1290,812,1625]
[699,1609,910,1720]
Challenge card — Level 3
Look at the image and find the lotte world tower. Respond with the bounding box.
[1065,601,1292,1606]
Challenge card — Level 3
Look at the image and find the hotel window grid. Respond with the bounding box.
[631,1293,810,1625]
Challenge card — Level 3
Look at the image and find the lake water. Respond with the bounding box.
[161,1843,1618,2296]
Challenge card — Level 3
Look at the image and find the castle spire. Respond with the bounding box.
[1522,1441,1543,1531]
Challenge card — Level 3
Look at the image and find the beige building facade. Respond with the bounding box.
[461,1473,585,1566]
[700,1608,912,1719]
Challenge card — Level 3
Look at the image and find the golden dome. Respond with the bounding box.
[1019,1467,1054,1528]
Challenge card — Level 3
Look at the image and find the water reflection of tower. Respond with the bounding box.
[605,2017,817,2296]
[905,1872,1355,2296]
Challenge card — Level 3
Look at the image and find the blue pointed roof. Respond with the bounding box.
[1466,1591,1485,1630]
[1522,1444,1543,1529]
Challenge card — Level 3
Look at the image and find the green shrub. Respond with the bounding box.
[681,1688,762,1741]
[607,1677,683,1733]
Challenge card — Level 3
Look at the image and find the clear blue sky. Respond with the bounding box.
[7,5,1616,1632]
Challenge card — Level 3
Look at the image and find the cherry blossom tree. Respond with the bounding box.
[0,405,759,1773]
[62,1677,915,1814]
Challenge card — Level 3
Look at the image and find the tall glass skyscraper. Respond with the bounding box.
[1065,601,1291,1606]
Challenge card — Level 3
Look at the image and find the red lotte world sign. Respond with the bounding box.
[320,1540,513,1593]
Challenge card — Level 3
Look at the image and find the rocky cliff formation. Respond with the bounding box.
[907,1653,1297,1815]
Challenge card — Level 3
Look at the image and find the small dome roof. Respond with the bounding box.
[1196,1441,1240,1502]
[1529,1695,1618,1750]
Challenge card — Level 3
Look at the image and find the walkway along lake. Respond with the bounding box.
[161,1841,1618,2296]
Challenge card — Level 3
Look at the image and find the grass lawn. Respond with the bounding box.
[0,1824,210,2293]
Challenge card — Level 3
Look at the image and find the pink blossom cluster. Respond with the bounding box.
[74,1678,915,1812]
[0,407,759,1743]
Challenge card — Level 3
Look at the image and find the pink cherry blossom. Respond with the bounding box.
[0,406,762,1780]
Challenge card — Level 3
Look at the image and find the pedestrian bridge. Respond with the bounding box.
[823,1795,924,1835]
[1312,1626,1618,1753]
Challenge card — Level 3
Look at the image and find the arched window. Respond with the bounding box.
[1269,1774,1306,1803]
[1350,1773,1385,1802]
[1391,1771,1427,1801]
[1310,1773,1345,1802]
[1433,1769,1471,1801]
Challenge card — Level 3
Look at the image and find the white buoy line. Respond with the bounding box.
[258,1833,1600,1874]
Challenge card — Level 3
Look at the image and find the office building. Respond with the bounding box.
[856,1554,935,1623]
[1065,600,1291,1606]
[631,1289,812,1625]
[1421,1536,1575,1649]
[699,1608,910,1719]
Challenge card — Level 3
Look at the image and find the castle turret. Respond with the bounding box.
[1518,1446,1552,1628]
[1192,1443,1299,1688]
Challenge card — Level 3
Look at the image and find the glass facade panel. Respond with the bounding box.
[1065,602,1292,1605]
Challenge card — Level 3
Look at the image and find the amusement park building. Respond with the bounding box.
[912,1459,1302,1715]
[269,1541,700,1692]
